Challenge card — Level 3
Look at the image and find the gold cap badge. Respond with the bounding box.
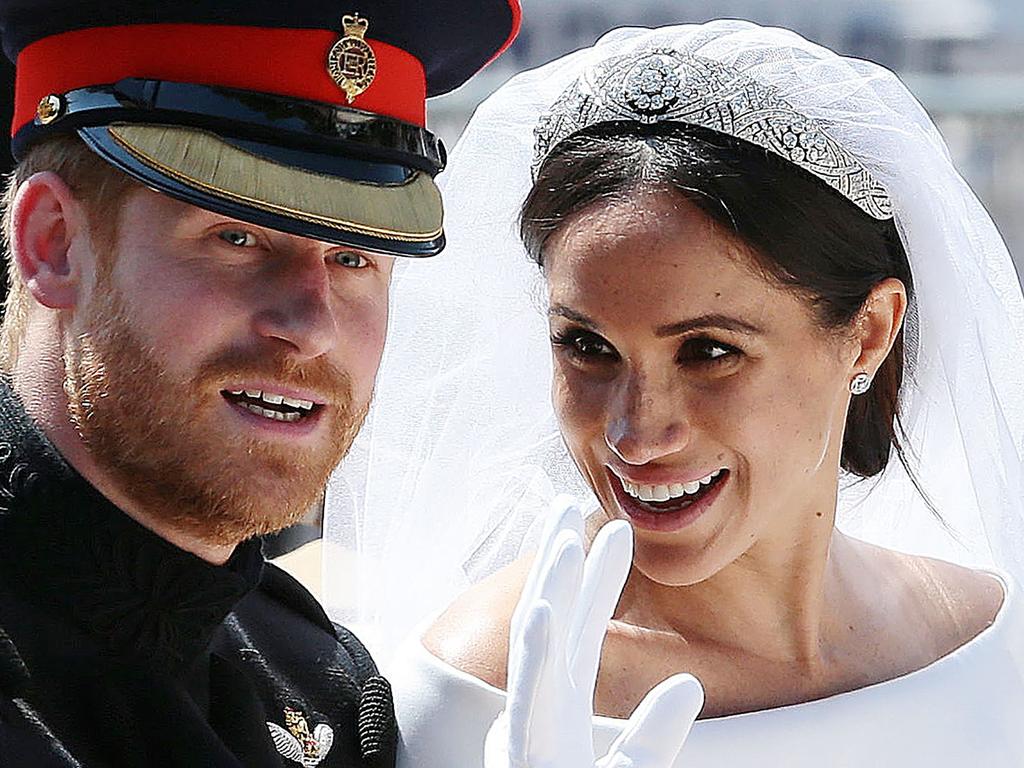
[326,14,377,104]
[36,94,63,125]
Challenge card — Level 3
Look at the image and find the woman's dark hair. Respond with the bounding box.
[520,122,913,479]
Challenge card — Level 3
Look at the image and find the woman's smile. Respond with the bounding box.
[607,465,730,533]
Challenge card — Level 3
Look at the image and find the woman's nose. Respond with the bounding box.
[604,372,689,465]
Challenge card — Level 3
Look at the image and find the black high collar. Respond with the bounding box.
[0,378,264,672]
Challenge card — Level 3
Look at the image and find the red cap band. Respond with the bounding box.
[13,23,427,136]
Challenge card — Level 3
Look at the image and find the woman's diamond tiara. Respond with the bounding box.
[533,48,893,221]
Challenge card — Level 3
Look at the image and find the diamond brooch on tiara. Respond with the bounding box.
[624,58,681,115]
[533,48,894,221]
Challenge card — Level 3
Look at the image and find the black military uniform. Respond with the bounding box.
[0,2,520,765]
[0,380,394,767]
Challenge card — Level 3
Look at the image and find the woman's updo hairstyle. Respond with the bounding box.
[520,122,914,479]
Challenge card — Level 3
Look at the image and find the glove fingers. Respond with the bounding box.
[602,674,705,768]
[568,520,632,693]
[535,530,586,657]
[505,600,554,767]
[550,494,587,538]
[511,495,584,642]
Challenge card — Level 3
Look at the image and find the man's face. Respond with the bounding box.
[62,187,394,545]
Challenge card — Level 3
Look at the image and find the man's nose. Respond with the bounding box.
[251,257,338,360]
[604,370,690,465]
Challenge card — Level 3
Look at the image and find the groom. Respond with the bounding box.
[0,2,520,765]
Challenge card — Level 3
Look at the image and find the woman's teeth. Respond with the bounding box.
[619,468,723,502]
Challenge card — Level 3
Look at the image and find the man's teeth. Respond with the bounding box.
[620,469,724,502]
[241,403,302,422]
[227,389,315,410]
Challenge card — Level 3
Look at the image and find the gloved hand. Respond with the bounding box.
[484,496,704,768]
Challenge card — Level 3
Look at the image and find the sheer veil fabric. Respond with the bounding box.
[323,20,1024,664]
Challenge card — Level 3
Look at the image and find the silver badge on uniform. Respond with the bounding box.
[267,706,334,767]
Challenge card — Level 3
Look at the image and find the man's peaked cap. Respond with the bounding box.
[0,0,522,256]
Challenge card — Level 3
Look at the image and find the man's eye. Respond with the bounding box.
[333,251,369,269]
[218,229,258,247]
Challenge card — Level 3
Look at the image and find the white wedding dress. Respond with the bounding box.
[391,572,1024,766]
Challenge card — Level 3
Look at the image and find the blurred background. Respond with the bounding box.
[428,0,1024,276]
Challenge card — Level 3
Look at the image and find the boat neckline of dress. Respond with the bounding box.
[411,567,1012,724]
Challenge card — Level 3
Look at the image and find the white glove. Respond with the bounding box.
[484,496,704,768]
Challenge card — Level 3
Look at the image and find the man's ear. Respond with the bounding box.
[851,277,908,377]
[10,171,92,309]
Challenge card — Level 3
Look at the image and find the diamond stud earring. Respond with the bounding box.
[849,372,872,395]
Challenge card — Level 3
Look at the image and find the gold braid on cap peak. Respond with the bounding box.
[533,48,894,221]
[107,125,443,242]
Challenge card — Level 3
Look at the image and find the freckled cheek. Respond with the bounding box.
[722,370,836,484]
[123,262,243,322]
[333,293,389,399]
[122,282,240,355]
[551,366,610,460]
[783,376,840,468]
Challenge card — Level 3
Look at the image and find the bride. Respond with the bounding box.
[325,20,1024,765]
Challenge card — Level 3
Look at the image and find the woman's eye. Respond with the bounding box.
[678,338,738,364]
[552,330,616,360]
[218,229,258,247]
[333,251,369,269]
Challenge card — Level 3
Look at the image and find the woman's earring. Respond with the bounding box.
[850,372,872,395]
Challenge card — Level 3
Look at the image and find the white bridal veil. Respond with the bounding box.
[323,20,1024,663]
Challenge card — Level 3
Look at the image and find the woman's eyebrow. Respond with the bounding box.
[655,314,764,337]
[549,304,598,328]
[550,305,763,337]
